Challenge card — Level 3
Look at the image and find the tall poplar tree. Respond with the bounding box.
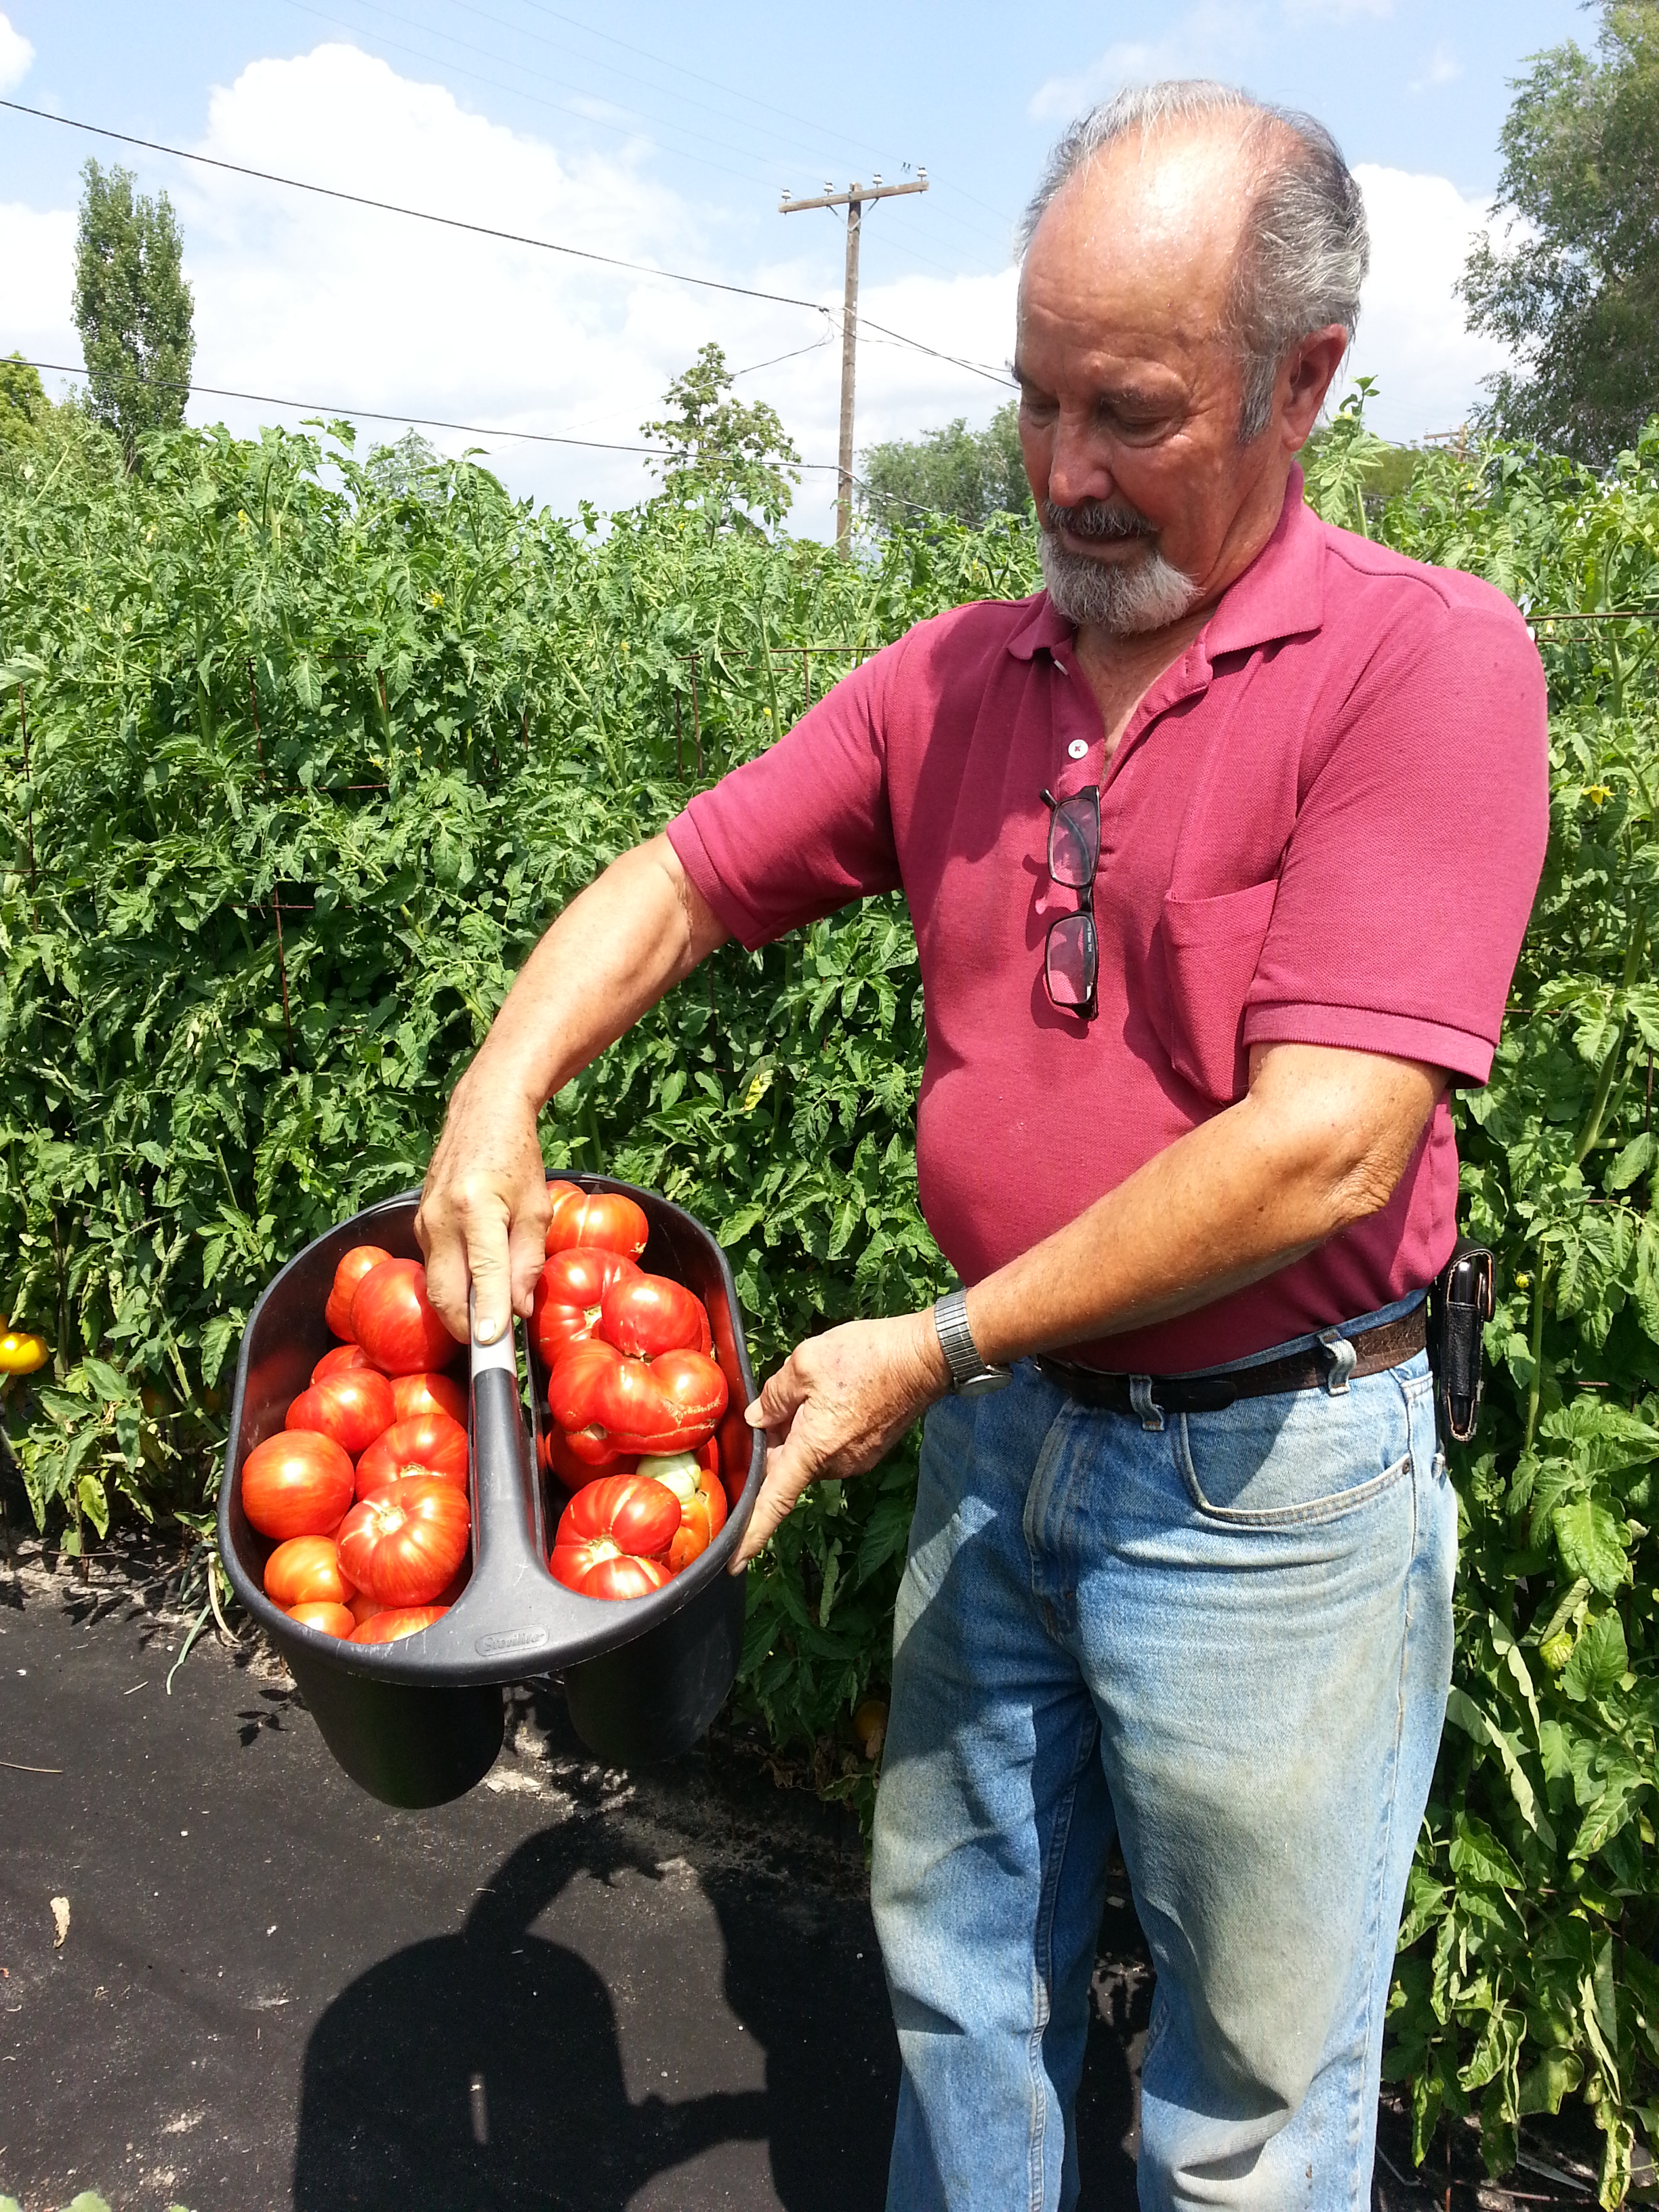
[72,161,195,468]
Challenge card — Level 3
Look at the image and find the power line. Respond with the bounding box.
[14,356,980,523]
[11,356,744,462]
[0,96,1010,387]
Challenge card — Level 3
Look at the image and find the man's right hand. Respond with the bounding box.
[415,1072,552,1349]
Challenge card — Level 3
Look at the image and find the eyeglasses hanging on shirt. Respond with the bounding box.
[1040,785,1100,1023]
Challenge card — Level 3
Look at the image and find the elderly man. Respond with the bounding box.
[418,82,1548,2212]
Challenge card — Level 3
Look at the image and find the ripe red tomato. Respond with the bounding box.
[354,1410,469,1499]
[242,1430,355,1540]
[348,1604,449,1644]
[312,1343,379,1383]
[337,1478,470,1605]
[348,1591,386,1628]
[350,1258,457,1376]
[533,1246,640,1368]
[538,1422,635,1488]
[638,1446,728,1571]
[325,1244,392,1340]
[554,1470,681,1559]
[285,1368,396,1458]
[390,1370,466,1426]
[573,1554,672,1601]
[598,1269,712,1359]
[548,1340,728,1456]
[263,1534,355,1607]
[288,1600,356,1638]
[544,1181,649,1261]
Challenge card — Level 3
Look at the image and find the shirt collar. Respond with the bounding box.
[1004,465,1324,666]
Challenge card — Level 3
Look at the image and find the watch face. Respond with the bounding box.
[958,1368,1012,1398]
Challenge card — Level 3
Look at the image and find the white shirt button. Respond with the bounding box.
[1067,738,1089,761]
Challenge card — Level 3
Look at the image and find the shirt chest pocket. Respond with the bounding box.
[1149,878,1279,1104]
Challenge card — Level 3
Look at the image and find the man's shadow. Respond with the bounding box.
[291,1790,1147,2211]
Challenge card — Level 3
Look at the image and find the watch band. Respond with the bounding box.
[933,1288,1012,1396]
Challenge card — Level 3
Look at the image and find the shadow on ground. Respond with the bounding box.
[289,1690,1151,2212]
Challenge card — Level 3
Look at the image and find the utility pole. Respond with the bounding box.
[781,171,928,556]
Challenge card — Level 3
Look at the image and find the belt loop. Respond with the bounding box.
[1317,1329,1357,1395]
[1129,1375,1165,1432]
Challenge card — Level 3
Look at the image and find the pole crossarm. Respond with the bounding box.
[780,174,930,555]
[779,176,930,213]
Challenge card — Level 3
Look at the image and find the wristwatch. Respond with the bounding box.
[933,1288,1013,1397]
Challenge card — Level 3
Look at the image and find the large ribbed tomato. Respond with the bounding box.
[544,1181,649,1261]
[548,1340,728,1456]
[312,1343,379,1383]
[350,1258,457,1376]
[533,1246,640,1368]
[285,1368,396,1458]
[354,1411,468,1500]
[638,1444,727,1572]
[549,1471,681,1597]
[348,1604,449,1645]
[241,1430,355,1540]
[390,1370,466,1426]
[325,1244,392,1340]
[337,1478,470,1605]
[598,1271,712,1359]
[263,1534,355,1607]
[573,1555,672,1601]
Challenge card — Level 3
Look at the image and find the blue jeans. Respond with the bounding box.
[870,1352,1454,2211]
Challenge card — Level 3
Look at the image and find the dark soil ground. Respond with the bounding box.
[0,1534,1612,2212]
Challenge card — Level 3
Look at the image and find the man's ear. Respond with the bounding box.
[1279,326,1350,452]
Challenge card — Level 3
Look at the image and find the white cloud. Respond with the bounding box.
[1028,3,1263,123]
[0,11,33,93]
[0,42,1017,537]
[1409,43,1463,94]
[1336,165,1510,441]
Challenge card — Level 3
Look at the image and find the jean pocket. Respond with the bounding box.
[1176,1372,1416,1528]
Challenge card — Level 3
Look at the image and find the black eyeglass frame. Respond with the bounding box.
[1040,784,1101,1023]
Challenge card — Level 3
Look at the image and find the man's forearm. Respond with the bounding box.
[462,834,727,1112]
[963,1044,1443,1368]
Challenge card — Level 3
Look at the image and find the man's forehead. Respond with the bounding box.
[1021,123,1261,327]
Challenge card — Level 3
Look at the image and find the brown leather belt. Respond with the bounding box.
[1033,1303,1427,1417]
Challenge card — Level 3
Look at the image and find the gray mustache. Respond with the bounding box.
[1044,500,1155,543]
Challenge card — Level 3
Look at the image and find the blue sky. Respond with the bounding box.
[1,1,1593,533]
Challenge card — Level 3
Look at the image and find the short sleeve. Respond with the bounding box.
[666,644,904,951]
[1242,581,1549,1084]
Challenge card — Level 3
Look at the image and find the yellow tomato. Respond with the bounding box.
[0,1331,50,1376]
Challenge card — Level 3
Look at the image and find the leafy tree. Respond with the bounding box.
[640,342,800,536]
[1460,3,1659,465]
[72,160,195,469]
[859,400,1031,533]
[0,354,51,451]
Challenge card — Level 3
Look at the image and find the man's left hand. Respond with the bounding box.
[733,1311,951,1568]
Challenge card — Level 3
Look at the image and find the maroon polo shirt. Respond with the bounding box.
[667,471,1549,1372]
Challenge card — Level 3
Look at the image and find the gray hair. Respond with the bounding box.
[1020,81,1368,443]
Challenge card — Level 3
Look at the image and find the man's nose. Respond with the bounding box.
[1045,415,1120,513]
